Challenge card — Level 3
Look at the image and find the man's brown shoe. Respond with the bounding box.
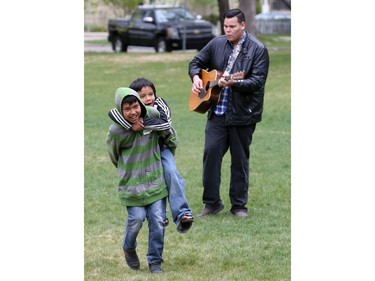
[198,204,224,217]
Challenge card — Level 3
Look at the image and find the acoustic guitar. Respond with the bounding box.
[189,69,245,113]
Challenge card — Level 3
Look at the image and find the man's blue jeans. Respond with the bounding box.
[122,198,166,265]
[161,148,192,226]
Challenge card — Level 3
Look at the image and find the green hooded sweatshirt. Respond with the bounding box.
[106,87,168,206]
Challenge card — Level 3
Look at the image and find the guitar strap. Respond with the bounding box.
[214,31,246,116]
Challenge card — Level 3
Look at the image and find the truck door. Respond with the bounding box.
[127,9,157,47]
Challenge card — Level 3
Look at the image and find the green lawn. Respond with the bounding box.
[85,35,290,281]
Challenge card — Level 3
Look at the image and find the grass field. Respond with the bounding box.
[84,35,290,281]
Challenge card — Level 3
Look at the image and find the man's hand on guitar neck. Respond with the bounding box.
[218,74,236,88]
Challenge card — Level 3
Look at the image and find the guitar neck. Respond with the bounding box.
[210,80,219,87]
[211,75,235,87]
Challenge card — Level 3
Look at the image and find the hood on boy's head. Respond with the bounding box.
[114,87,147,117]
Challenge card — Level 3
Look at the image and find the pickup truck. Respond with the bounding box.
[108,5,216,53]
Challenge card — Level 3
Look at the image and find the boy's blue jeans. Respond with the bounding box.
[161,148,193,226]
[122,198,166,265]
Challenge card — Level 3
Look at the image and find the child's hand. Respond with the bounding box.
[131,118,144,132]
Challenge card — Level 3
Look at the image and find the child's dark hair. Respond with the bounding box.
[224,9,245,23]
[129,78,157,97]
[121,95,139,106]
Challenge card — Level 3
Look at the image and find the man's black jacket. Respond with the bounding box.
[189,32,269,126]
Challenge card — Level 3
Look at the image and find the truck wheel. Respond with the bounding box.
[155,38,166,53]
[112,36,127,52]
[165,42,172,52]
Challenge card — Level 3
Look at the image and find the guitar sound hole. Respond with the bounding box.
[199,90,206,99]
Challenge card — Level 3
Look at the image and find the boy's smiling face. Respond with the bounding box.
[138,86,155,106]
[122,101,142,124]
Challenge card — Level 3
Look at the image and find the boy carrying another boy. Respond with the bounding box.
[106,87,174,273]
[108,78,194,234]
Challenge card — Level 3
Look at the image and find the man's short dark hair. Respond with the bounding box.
[223,9,245,24]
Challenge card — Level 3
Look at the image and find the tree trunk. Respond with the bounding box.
[217,0,230,35]
[280,0,291,10]
[239,0,256,35]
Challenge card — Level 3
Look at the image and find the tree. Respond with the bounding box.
[239,0,256,35]
[216,0,257,35]
[280,0,291,10]
[217,0,229,35]
[102,0,140,17]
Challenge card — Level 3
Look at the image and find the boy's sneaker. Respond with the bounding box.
[177,215,194,234]
[124,249,140,270]
[149,262,164,273]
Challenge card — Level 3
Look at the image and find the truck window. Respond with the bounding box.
[132,9,143,21]
[154,10,169,23]
[172,8,196,20]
